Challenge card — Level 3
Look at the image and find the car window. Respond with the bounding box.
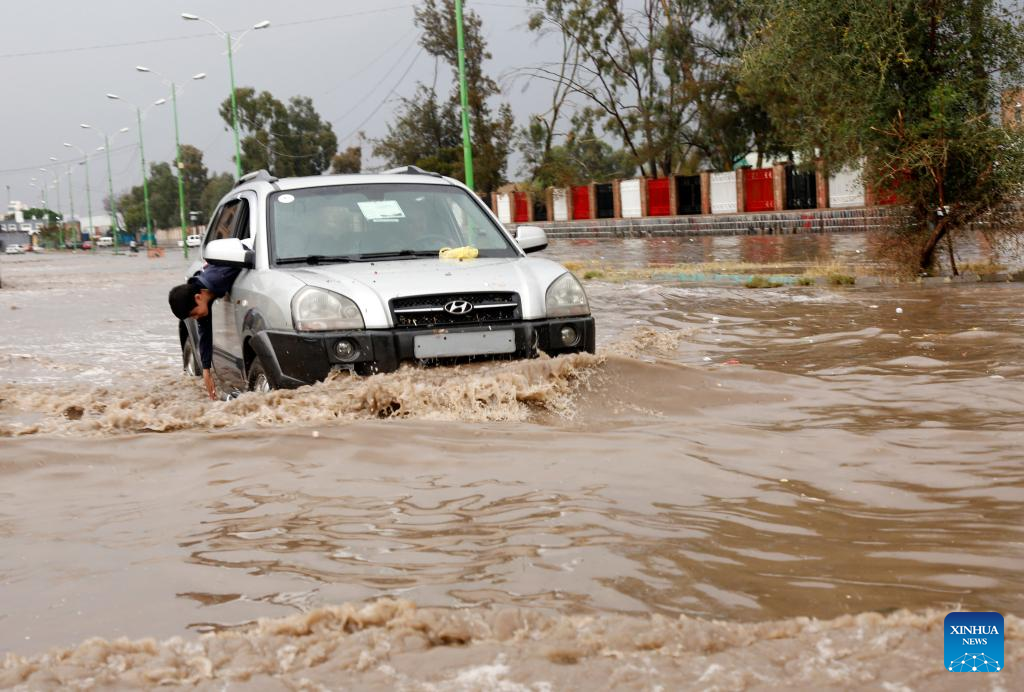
[232,199,252,240]
[269,183,516,262]
[206,200,241,245]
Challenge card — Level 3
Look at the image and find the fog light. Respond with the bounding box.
[559,325,579,346]
[334,339,359,361]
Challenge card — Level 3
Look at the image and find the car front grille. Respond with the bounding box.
[390,292,521,328]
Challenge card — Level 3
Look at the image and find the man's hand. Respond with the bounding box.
[202,369,217,401]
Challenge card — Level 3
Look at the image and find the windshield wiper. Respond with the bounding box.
[276,255,355,265]
[351,250,438,261]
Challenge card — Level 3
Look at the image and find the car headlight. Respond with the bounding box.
[291,287,364,331]
[545,272,590,317]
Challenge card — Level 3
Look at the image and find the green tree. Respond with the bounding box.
[740,0,1024,272]
[116,163,179,232]
[330,146,362,174]
[179,144,209,219]
[523,1,779,176]
[200,173,234,220]
[219,89,338,177]
[520,115,635,187]
[375,0,515,191]
[374,86,463,176]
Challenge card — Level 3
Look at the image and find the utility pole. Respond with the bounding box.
[455,0,475,191]
[66,166,76,243]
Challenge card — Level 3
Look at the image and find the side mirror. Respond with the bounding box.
[515,225,548,254]
[204,237,254,269]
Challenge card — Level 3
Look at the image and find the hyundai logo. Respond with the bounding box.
[444,300,474,315]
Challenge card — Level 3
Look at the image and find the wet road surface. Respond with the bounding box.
[1,246,1021,689]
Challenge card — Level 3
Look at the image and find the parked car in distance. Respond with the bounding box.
[4,244,25,254]
[81,241,92,250]
[186,234,202,247]
[96,237,113,247]
[179,166,595,394]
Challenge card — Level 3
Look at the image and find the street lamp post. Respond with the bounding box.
[107,93,166,249]
[455,0,475,191]
[64,142,95,244]
[137,66,206,258]
[40,166,62,247]
[80,123,131,253]
[52,155,76,243]
[182,13,270,179]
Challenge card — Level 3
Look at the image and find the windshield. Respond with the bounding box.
[269,183,517,263]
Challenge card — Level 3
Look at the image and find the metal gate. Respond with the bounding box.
[571,185,591,220]
[675,175,701,215]
[744,168,774,212]
[647,178,671,216]
[532,198,547,222]
[785,167,817,210]
[595,183,614,218]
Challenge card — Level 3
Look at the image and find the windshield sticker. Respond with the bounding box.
[277,194,295,204]
[357,200,406,221]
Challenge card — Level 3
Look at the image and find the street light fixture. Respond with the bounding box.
[182,12,271,178]
[137,65,207,258]
[81,123,132,253]
[49,155,76,242]
[39,166,63,246]
[64,142,96,244]
[107,92,166,248]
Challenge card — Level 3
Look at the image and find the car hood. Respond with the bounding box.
[282,256,570,327]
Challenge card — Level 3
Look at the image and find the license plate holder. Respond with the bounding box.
[414,330,516,359]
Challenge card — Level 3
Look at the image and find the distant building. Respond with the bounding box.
[0,217,42,249]
[75,213,126,238]
[1002,88,1024,129]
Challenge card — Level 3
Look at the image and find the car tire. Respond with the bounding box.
[247,357,274,393]
[182,336,201,377]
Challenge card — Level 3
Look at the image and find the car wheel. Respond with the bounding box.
[247,357,273,393]
[182,337,201,377]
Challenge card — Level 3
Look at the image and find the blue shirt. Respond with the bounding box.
[188,264,241,369]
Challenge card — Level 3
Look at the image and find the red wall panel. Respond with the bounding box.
[513,191,530,222]
[647,178,671,216]
[744,168,774,212]
[571,185,591,220]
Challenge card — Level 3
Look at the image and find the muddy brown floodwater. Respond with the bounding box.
[1,246,1022,690]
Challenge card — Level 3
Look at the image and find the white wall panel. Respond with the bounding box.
[710,171,737,214]
[829,166,865,208]
[620,179,643,218]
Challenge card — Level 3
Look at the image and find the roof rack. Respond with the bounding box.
[381,165,443,178]
[234,169,278,187]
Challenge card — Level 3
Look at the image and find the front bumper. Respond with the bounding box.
[251,316,596,388]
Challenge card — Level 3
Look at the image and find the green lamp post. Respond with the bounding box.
[455,0,475,191]
[64,142,95,245]
[136,66,207,259]
[80,123,131,253]
[106,93,166,248]
[181,13,270,179]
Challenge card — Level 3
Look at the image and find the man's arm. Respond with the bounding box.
[196,312,216,400]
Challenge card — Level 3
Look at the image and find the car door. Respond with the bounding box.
[205,197,249,391]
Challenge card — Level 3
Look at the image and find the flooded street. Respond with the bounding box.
[1,244,1022,689]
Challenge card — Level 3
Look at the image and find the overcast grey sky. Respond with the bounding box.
[0,0,559,215]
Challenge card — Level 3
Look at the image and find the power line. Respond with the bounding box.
[0,143,137,175]
[337,47,425,144]
[0,6,416,61]
[328,37,421,125]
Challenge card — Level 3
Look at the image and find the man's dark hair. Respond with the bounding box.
[168,282,201,320]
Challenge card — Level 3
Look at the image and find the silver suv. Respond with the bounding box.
[179,167,595,392]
